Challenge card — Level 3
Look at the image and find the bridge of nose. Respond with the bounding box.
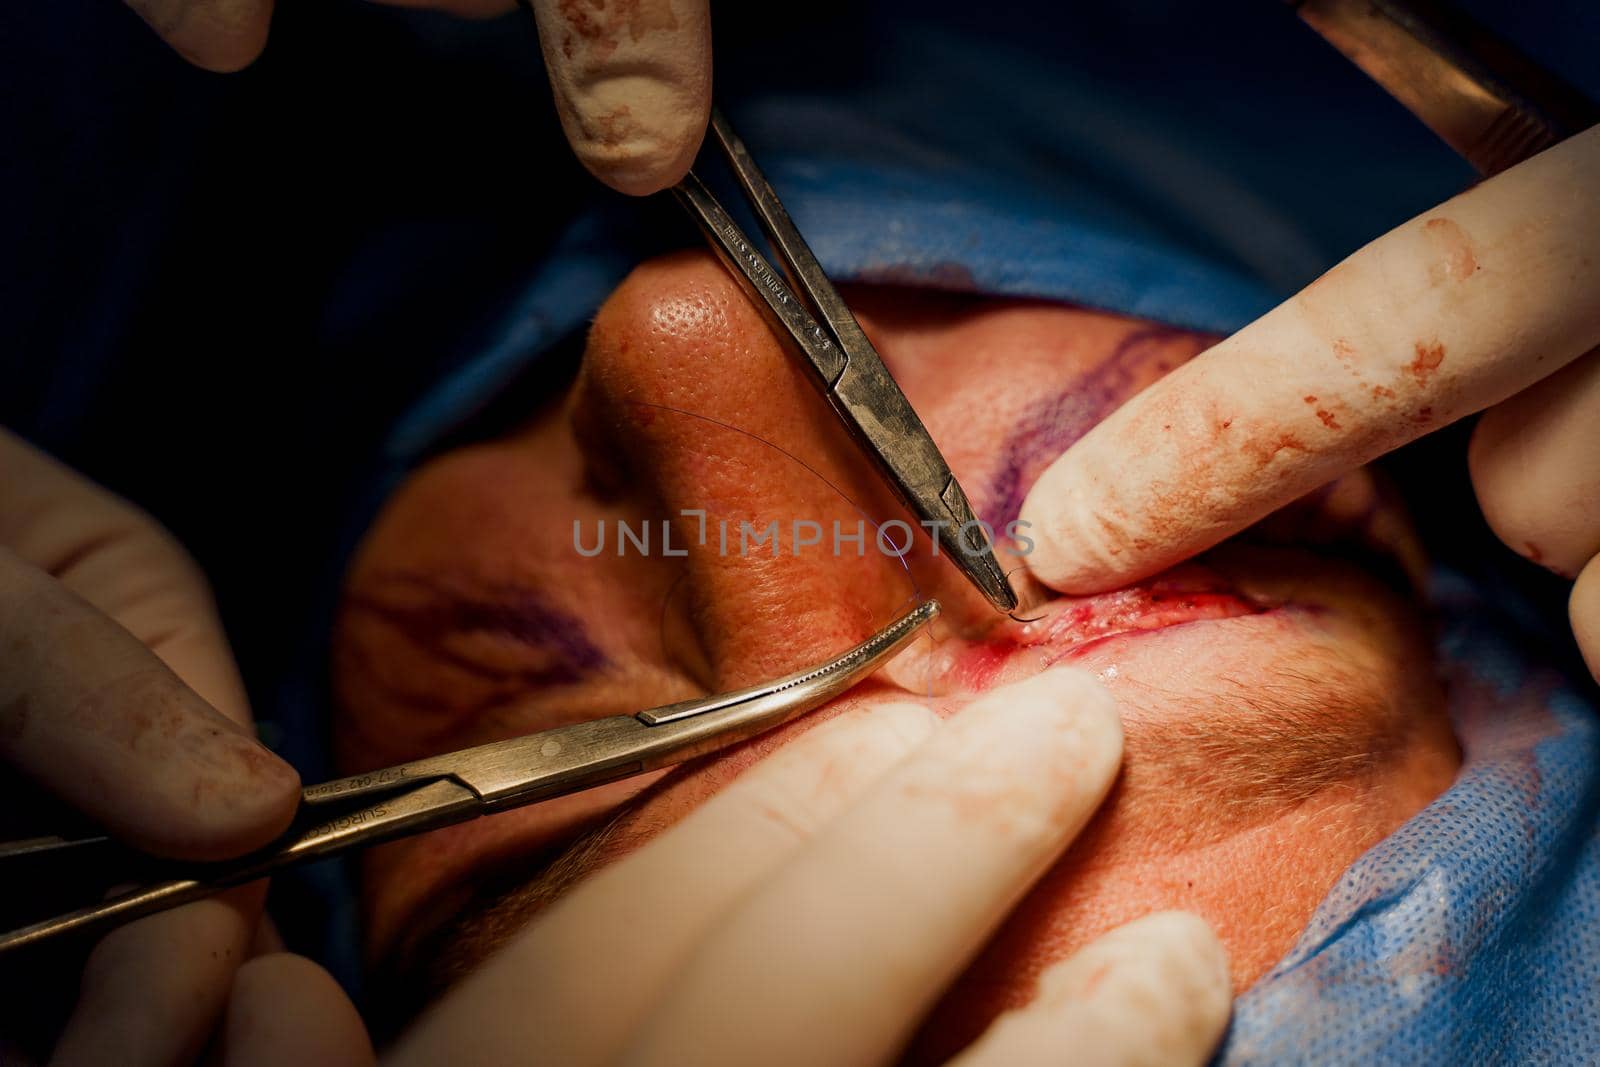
[574,251,946,688]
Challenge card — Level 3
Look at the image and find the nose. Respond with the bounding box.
[571,250,987,688]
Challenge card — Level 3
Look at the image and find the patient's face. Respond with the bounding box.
[333,251,1458,1055]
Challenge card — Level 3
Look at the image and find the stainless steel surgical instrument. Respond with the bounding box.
[0,600,938,955]
[1289,0,1598,176]
[673,110,1022,614]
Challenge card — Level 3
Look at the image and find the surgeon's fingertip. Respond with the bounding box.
[1017,472,1103,593]
[131,701,301,861]
[169,32,267,75]
[1115,911,1231,1004]
[1047,667,1123,785]
[53,887,266,1067]
[1017,667,1121,751]
[1122,911,1233,1054]
[966,668,1122,803]
[1048,912,1231,1064]
[127,0,275,73]
[531,0,712,196]
[574,89,709,196]
[175,737,301,861]
[214,735,302,842]
[223,954,374,1067]
[955,912,1225,1067]
[225,955,374,1067]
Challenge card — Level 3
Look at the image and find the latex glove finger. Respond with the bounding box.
[49,885,265,1067]
[1021,125,1600,594]
[0,429,255,727]
[622,669,1121,1067]
[524,0,712,195]
[122,0,274,73]
[219,953,374,1067]
[0,546,298,860]
[0,431,299,859]
[388,698,937,1066]
[949,912,1229,1067]
[1572,556,1600,683]
[1470,346,1600,577]
[1,432,299,1061]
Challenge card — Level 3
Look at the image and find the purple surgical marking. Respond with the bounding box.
[346,571,608,689]
[984,326,1211,526]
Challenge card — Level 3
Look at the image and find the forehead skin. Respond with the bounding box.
[333,251,1458,1052]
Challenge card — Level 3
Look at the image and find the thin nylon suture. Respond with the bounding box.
[1004,564,1045,624]
[628,400,938,705]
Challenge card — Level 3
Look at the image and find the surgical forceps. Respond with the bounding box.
[673,110,1021,615]
[0,600,938,955]
[1289,0,1598,176]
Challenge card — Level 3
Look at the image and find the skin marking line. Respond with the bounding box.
[986,325,1215,525]
[342,572,608,694]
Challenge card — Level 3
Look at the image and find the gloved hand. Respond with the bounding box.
[385,670,1231,1067]
[0,428,366,1066]
[1019,125,1600,683]
[120,0,711,196]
